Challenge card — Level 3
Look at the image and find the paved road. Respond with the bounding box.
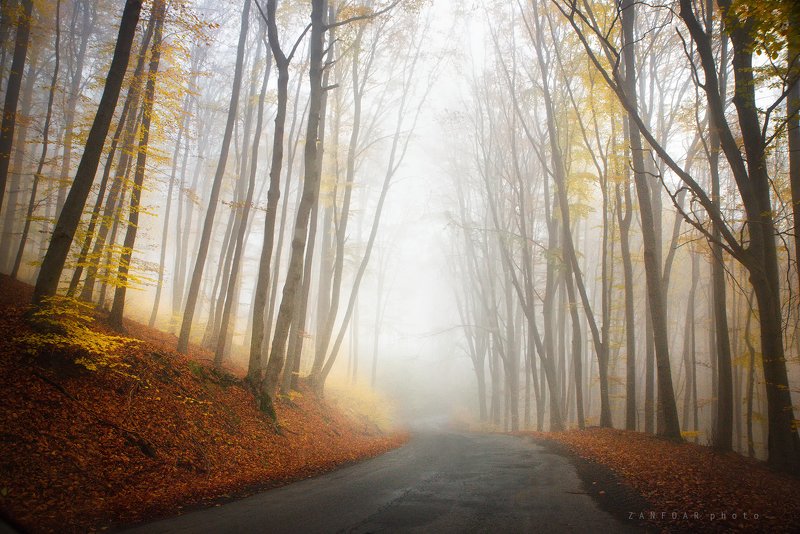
[123,432,641,533]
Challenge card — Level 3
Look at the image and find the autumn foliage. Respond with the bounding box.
[0,275,406,533]
[529,428,800,533]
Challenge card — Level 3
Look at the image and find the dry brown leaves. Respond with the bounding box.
[0,275,407,533]
[529,428,800,533]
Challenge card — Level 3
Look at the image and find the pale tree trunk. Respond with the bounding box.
[34,0,143,304]
[682,249,699,431]
[744,290,756,458]
[215,23,272,368]
[529,0,609,426]
[173,49,206,318]
[207,31,267,351]
[314,24,365,373]
[149,98,187,327]
[310,17,430,394]
[54,0,93,220]
[177,0,251,353]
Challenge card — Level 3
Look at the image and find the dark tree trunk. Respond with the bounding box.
[0,0,32,218]
[0,47,36,274]
[248,0,308,384]
[34,0,143,304]
[109,0,166,328]
[262,0,327,400]
[621,0,681,440]
[11,1,60,280]
[616,180,637,431]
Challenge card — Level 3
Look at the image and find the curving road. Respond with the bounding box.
[123,431,642,533]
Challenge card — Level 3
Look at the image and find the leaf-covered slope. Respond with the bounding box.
[529,428,800,533]
[0,275,406,533]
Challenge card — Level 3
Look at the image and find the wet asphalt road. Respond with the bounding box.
[123,431,641,533]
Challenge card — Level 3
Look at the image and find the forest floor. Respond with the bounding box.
[526,428,800,533]
[0,274,407,534]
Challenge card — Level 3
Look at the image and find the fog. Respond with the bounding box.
[3,0,800,466]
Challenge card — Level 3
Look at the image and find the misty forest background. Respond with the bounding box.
[1,0,799,476]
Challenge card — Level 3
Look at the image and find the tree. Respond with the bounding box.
[11,0,60,280]
[33,0,143,304]
[0,0,33,218]
[109,0,167,328]
[177,0,251,353]
[261,0,328,401]
[248,0,310,384]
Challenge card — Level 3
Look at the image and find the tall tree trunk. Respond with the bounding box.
[744,290,756,458]
[682,249,699,430]
[314,24,365,372]
[705,0,733,452]
[149,105,185,327]
[109,0,166,328]
[216,26,272,367]
[69,14,156,299]
[0,0,32,218]
[248,0,297,383]
[177,0,251,353]
[261,0,327,401]
[0,48,36,273]
[284,4,335,392]
[620,0,681,440]
[311,19,428,393]
[616,180,637,430]
[788,0,800,289]
[12,1,61,280]
[33,0,143,304]
[55,0,93,220]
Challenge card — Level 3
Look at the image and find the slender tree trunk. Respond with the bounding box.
[620,0,681,440]
[177,0,251,353]
[248,0,301,383]
[261,0,327,400]
[0,0,32,219]
[703,0,734,451]
[150,94,189,326]
[616,180,636,430]
[54,1,93,221]
[12,1,61,280]
[109,0,166,328]
[216,24,272,368]
[744,290,756,458]
[0,49,36,273]
[682,250,699,430]
[284,6,335,392]
[314,25,365,372]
